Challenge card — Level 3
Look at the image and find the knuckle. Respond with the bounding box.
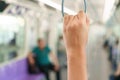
[79,11,84,14]
[79,11,85,16]
[78,21,84,26]
[64,15,68,19]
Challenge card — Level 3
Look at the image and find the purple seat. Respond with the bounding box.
[0,58,44,80]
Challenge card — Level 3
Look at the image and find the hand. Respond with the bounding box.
[29,58,35,66]
[63,11,90,56]
[28,53,35,66]
[29,57,35,66]
[54,64,60,71]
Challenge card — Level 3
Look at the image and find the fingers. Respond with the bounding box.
[64,15,74,33]
[64,11,90,32]
[77,11,86,22]
[86,15,90,26]
[64,11,86,26]
[64,15,70,26]
[64,15,69,33]
[77,11,90,27]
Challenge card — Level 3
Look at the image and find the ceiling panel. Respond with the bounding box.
[52,0,105,22]
[6,0,119,24]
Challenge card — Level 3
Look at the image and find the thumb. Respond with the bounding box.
[86,15,90,27]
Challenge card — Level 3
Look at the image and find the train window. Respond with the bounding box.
[0,15,25,64]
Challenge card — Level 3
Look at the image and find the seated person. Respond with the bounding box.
[28,38,60,80]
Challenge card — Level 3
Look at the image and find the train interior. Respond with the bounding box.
[0,0,120,80]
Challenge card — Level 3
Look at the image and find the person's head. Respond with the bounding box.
[37,38,46,49]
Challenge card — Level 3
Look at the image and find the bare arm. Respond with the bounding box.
[28,52,35,65]
[63,11,90,80]
[67,49,87,80]
[49,52,60,70]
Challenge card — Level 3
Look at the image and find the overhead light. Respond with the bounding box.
[38,0,77,15]
[38,0,93,23]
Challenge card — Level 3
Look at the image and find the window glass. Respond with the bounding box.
[0,15,25,63]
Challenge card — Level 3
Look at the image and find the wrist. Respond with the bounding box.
[67,48,86,64]
[67,47,86,57]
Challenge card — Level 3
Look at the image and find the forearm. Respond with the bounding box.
[28,53,35,65]
[54,55,59,65]
[67,48,87,80]
[63,11,89,80]
[50,53,59,65]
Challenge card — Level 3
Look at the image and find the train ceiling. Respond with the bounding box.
[2,0,120,25]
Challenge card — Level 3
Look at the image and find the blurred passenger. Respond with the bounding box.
[112,39,120,71]
[57,36,67,68]
[28,39,60,80]
[108,34,116,62]
[113,39,120,79]
[103,38,109,49]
